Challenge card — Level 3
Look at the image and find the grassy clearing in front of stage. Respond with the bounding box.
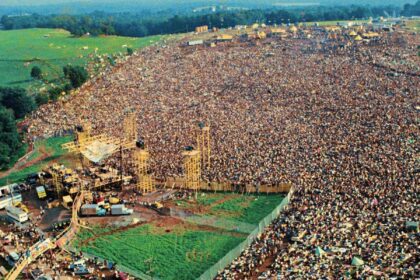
[73,193,285,279]
[178,192,285,224]
[73,222,246,280]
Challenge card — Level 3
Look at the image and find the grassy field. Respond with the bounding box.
[0,28,163,89]
[73,193,285,279]
[406,20,420,31]
[0,136,74,185]
[74,223,246,280]
[178,192,284,225]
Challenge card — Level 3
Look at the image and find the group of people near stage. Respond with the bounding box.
[26,27,419,278]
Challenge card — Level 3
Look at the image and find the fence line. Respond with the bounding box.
[198,188,294,280]
[63,189,293,280]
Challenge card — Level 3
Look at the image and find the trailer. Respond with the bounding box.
[6,205,29,223]
[80,204,106,216]
[111,204,133,215]
[0,184,22,209]
[36,186,47,199]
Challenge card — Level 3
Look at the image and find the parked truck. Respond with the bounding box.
[111,204,133,216]
[6,205,29,223]
[36,186,47,200]
[80,204,106,216]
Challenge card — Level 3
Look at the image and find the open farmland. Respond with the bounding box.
[0,28,163,89]
[73,193,285,279]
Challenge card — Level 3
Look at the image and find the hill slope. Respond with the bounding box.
[0,28,162,89]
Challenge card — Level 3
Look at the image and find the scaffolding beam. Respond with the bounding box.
[123,112,137,144]
[135,148,154,193]
[197,125,211,170]
[182,150,201,190]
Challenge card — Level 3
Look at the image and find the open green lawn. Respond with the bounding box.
[209,193,284,224]
[0,28,163,89]
[406,20,420,31]
[0,136,73,185]
[74,224,245,280]
[179,192,284,225]
[73,193,285,279]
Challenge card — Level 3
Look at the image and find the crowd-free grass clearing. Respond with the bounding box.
[74,193,285,279]
[0,136,73,185]
[0,28,163,89]
[406,20,420,32]
[74,223,246,280]
[179,192,284,225]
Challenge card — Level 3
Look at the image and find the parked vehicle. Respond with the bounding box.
[0,184,22,209]
[111,204,133,215]
[36,186,47,199]
[80,204,106,216]
[6,205,29,223]
[6,251,20,266]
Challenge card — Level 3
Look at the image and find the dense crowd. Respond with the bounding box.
[27,27,419,278]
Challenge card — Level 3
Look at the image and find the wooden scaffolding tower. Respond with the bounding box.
[123,112,138,147]
[51,170,63,198]
[197,125,211,170]
[182,149,201,190]
[134,148,154,193]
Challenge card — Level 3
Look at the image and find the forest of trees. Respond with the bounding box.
[0,87,35,170]
[0,64,89,170]
[2,2,419,37]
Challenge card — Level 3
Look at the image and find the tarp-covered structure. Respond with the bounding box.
[81,140,118,163]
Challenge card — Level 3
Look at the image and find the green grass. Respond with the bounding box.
[0,28,163,89]
[192,193,284,224]
[73,193,285,279]
[209,194,284,224]
[0,136,72,185]
[74,224,245,280]
[2,142,28,171]
[406,20,420,32]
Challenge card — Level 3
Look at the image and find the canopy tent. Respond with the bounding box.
[406,221,418,232]
[351,256,364,266]
[354,35,363,41]
[81,140,118,163]
[315,246,326,257]
[289,26,298,33]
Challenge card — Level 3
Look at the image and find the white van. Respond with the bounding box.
[6,205,28,223]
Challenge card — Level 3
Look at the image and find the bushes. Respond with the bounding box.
[0,106,21,170]
[63,65,88,88]
[0,87,36,119]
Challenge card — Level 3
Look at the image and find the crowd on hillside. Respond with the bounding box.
[27,27,419,278]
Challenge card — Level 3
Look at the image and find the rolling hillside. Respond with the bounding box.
[0,28,162,89]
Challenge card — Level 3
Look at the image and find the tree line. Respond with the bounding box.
[0,64,89,170]
[2,2,419,38]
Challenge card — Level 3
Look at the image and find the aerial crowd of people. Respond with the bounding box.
[26,26,419,278]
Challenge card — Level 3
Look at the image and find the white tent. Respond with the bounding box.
[81,140,118,163]
[315,246,326,257]
[351,256,364,266]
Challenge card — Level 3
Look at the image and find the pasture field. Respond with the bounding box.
[73,193,285,279]
[406,19,420,31]
[0,136,74,185]
[0,28,163,89]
